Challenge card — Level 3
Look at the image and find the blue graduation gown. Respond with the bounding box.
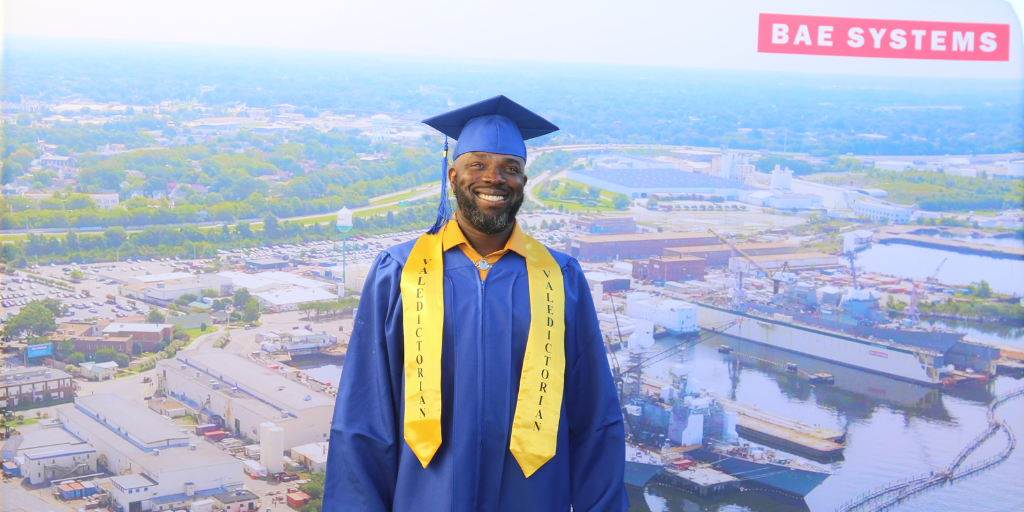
[323,240,628,512]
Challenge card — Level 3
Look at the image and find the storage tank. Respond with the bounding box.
[263,427,285,474]
[259,422,277,472]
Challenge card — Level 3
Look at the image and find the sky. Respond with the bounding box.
[3,0,1023,78]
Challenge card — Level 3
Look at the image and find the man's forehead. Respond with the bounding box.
[456,152,525,164]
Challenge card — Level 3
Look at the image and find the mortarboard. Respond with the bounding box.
[420,95,559,234]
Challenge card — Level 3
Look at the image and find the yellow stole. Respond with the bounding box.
[400,229,566,477]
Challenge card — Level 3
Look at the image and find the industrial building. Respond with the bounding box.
[290,442,329,473]
[218,271,332,294]
[567,232,719,262]
[853,199,914,224]
[158,350,335,451]
[663,242,799,267]
[57,394,244,512]
[102,323,174,352]
[584,272,632,292]
[728,252,840,273]
[51,322,134,357]
[632,256,706,282]
[8,425,97,485]
[245,258,289,271]
[257,328,338,355]
[0,366,75,410]
[570,216,637,235]
[120,273,232,306]
[254,287,339,313]
[568,161,753,199]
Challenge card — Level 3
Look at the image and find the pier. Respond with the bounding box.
[834,387,1023,512]
[715,396,846,459]
[652,464,740,497]
[873,227,1024,260]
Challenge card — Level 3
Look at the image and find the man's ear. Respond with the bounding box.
[448,165,457,188]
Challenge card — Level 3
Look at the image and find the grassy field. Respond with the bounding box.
[182,326,217,339]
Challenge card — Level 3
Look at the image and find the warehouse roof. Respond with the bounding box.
[255,287,337,306]
[573,232,716,244]
[103,323,172,334]
[130,272,193,283]
[75,394,188,447]
[576,167,753,191]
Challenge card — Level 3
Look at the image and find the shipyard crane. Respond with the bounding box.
[903,257,948,325]
[708,228,789,294]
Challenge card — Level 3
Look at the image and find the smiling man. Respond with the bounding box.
[322,96,628,512]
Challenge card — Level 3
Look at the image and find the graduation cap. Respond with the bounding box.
[421,95,559,234]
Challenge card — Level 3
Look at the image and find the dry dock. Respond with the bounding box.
[715,396,846,459]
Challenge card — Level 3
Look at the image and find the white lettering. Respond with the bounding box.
[952,31,974,52]
[931,30,946,51]
[848,27,865,48]
[794,24,812,45]
[868,27,887,49]
[911,29,927,50]
[889,29,907,50]
[817,26,834,47]
[980,32,997,52]
[772,23,789,44]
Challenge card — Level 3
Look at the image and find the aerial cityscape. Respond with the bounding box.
[2,9,1024,512]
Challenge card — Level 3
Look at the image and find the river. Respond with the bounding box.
[855,244,1024,296]
[625,337,1024,512]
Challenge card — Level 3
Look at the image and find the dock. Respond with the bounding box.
[715,396,845,459]
[653,463,740,496]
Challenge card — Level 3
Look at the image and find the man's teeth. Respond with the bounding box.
[479,193,505,202]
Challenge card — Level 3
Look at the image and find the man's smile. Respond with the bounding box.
[475,189,509,205]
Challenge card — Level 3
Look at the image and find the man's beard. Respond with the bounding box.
[451,184,523,235]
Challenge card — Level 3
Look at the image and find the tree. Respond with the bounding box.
[147,309,167,323]
[104,226,128,248]
[94,348,130,367]
[300,472,325,500]
[233,288,252,308]
[242,298,261,323]
[69,269,84,280]
[63,352,86,365]
[3,301,57,339]
[200,323,207,332]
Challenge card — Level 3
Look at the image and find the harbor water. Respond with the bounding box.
[856,244,1024,296]
[625,336,1024,512]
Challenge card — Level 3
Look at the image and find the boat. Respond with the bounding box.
[624,444,665,488]
[690,442,831,498]
[695,274,999,386]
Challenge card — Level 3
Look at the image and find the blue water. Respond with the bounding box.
[626,338,1024,512]
[856,244,1024,296]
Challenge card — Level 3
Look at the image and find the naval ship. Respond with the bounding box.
[696,268,999,387]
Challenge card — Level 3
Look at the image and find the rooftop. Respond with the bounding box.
[255,287,338,306]
[110,473,157,490]
[213,489,259,504]
[59,403,241,477]
[16,427,94,461]
[1,366,71,383]
[103,323,172,334]
[291,442,329,465]
[172,351,335,413]
[130,272,193,283]
[573,232,717,244]
[75,394,188,447]
[575,167,753,191]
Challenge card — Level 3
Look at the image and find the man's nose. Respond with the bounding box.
[481,164,506,184]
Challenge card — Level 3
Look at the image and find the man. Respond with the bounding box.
[323,95,627,512]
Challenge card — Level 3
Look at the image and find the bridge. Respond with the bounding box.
[834,387,1023,512]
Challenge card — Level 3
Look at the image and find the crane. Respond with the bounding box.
[904,257,948,325]
[708,228,790,295]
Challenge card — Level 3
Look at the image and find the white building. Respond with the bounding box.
[57,394,244,512]
[158,351,336,451]
[79,361,118,380]
[257,328,338,355]
[1008,160,1024,178]
[854,199,914,223]
[770,166,793,190]
[12,426,96,485]
[945,167,979,178]
[89,192,120,210]
[254,287,338,313]
[290,442,329,473]
[121,274,232,305]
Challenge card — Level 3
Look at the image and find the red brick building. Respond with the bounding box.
[101,323,173,352]
[0,366,75,410]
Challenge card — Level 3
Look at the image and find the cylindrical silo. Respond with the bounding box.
[259,422,276,471]
[264,427,285,474]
